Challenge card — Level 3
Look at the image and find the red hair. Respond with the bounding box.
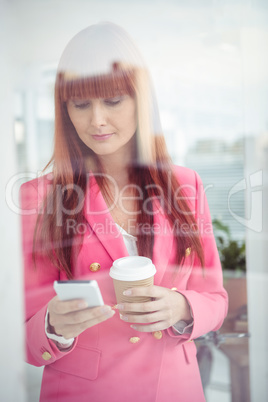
[33,63,204,279]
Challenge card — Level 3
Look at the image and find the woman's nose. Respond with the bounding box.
[89,102,107,128]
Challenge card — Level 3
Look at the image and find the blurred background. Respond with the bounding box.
[1,0,267,401]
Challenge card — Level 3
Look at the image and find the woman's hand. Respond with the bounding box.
[116,285,192,332]
[47,296,115,339]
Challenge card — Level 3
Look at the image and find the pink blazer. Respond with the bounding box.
[21,166,228,402]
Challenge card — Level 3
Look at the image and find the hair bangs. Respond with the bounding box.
[58,67,136,102]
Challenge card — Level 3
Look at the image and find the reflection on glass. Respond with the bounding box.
[14,2,267,402]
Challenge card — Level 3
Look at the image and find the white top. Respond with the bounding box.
[115,223,138,256]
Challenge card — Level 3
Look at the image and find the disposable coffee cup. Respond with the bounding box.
[109,256,156,306]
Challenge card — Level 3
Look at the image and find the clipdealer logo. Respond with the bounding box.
[228,170,263,232]
[6,170,264,234]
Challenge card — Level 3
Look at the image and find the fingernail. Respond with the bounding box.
[120,314,128,321]
[123,290,132,296]
[78,301,88,308]
[101,306,112,314]
[130,325,137,330]
[116,304,124,310]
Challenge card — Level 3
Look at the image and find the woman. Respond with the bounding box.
[21,22,228,401]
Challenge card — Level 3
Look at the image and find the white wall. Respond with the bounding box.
[240,15,268,402]
[0,1,26,401]
[245,136,268,402]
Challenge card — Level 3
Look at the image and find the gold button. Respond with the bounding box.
[42,351,52,361]
[153,331,163,340]
[129,337,140,344]
[185,247,191,257]
[171,287,177,291]
[89,262,101,272]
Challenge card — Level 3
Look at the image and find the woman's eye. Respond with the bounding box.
[73,101,90,109]
[104,96,123,106]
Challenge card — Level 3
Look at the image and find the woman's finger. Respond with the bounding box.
[116,298,164,314]
[49,296,89,315]
[119,310,167,324]
[49,305,113,326]
[122,285,167,299]
[56,309,115,339]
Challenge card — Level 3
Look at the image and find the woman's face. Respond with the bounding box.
[66,94,137,158]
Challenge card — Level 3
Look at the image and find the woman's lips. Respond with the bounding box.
[92,133,114,141]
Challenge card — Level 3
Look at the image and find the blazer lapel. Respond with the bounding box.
[152,206,174,285]
[83,175,173,280]
[83,175,129,262]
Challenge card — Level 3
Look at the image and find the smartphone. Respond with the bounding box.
[53,280,104,307]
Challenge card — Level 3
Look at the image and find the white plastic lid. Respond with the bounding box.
[109,256,156,281]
